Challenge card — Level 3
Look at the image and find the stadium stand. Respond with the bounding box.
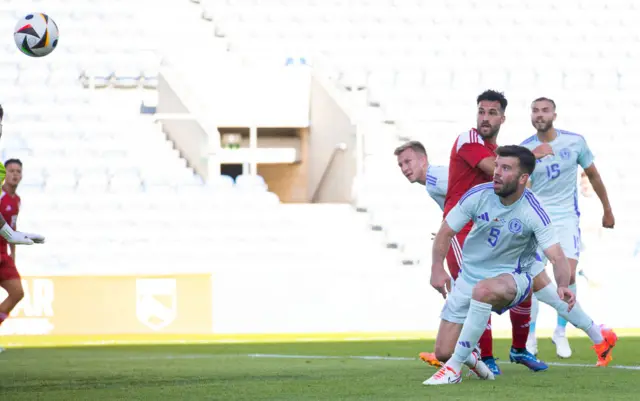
[0,0,636,274]
[186,0,636,264]
[0,1,397,275]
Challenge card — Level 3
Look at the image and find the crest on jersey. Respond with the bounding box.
[136,278,177,331]
[559,148,571,160]
[508,218,523,234]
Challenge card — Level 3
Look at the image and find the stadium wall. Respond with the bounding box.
[0,252,633,341]
[308,77,357,203]
[156,73,211,179]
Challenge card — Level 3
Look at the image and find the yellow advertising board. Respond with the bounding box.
[0,274,213,335]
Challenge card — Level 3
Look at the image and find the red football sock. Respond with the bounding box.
[510,295,532,349]
[479,316,493,358]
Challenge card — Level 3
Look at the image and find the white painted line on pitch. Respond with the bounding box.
[547,362,640,370]
[247,353,415,361]
[1,352,639,371]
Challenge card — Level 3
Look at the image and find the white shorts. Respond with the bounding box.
[531,259,546,277]
[440,273,533,325]
[538,217,581,263]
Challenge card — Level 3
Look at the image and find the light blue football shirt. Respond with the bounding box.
[520,129,595,219]
[426,164,448,212]
[445,183,559,285]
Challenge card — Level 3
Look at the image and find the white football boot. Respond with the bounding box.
[552,329,572,358]
[467,350,495,381]
[423,365,462,385]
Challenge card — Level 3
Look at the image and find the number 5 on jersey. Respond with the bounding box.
[546,163,560,179]
[488,227,501,247]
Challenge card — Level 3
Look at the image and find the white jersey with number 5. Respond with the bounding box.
[426,165,448,212]
[520,130,594,220]
[445,183,559,285]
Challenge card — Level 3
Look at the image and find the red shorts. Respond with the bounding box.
[0,255,20,281]
[445,229,470,280]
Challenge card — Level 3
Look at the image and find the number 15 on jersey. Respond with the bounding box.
[546,163,560,179]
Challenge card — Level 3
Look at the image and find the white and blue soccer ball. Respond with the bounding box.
[14,13,59,57]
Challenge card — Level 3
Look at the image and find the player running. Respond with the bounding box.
[520,97,615,358]
[395,141,447,211]
[423,146,618,386]
[437,90,545,375]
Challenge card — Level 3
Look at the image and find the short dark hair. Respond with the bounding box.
[0,104,4,121]
[477,90,508,112]
[495,145,535,176]
[394,140,427,157]
[5,159,22,168]
[532,97,556,110]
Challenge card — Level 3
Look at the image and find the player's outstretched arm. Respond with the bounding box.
[542,244,575,310]
[0,213,44,245]
[583,164,614,228]
[431,220,457,298]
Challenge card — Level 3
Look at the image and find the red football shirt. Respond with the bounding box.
[443,128,497,219]
[0,190,20,255]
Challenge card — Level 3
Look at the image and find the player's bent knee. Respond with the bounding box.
[472,276,516,307]
[3,281,24,303]
[6,289,23,308]
[471,281,495,303]
[12,287,24,302]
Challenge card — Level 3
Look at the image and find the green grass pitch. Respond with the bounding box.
[1,337,639,400]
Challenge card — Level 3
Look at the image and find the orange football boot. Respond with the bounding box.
[592,326,618,367]
[419,352,443,368]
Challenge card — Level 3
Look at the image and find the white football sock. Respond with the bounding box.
[586,323,604,344]
[534,283,603,344]
[448,300,492,372]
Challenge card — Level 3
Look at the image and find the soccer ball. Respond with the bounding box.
[14,13,59,57]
